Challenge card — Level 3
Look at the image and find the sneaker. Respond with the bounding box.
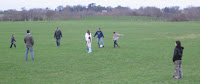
[118,45,120,48]
[173,75,179,79]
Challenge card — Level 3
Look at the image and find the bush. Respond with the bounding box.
[168,13,188,22]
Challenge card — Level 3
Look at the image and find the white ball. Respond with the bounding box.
[100,45,103,47]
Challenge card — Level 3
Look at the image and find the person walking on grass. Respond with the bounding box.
[93,28,104,48]
[112,32,123,48]
[54,27,62,46]
[10,34,16,48]
[173,41,184,79]
[24,30,35,61]
[87,37,92,53]
[85,30,92,52]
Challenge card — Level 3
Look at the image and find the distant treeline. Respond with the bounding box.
[0,3,200,21]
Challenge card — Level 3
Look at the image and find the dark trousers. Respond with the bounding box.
[56,39,60,46]
[10,43,16,48]
[114,40,118,47]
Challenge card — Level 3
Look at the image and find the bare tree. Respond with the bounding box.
[46,10,56,20]
[57,5,64,12]
[169,13,188,21]
[3,9,21,21]
[1,3,200,21]
[21,7,29,21]
[183,7,200,20]
[28,8,47,21]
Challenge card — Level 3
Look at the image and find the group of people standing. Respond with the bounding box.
[9,28,62,61]
[49,28,186,80]
[9,27,184,80]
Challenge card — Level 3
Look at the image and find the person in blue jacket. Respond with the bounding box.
[93,28,104,47]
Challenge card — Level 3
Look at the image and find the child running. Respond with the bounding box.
[112,32,123,48]
[10,34,16,48]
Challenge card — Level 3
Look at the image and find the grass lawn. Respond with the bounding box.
[0,16,200,84]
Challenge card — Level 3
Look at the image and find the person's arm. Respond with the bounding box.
[101,31,104,38]
[93,32,97,38]
[14,38,16,42]
[31,36,34,46]
[173,48,177,62]
[118,34,123,36]
[24,37,26,43]
[90,33,92,41]
[60,31,62,38]
[85,33,87,41]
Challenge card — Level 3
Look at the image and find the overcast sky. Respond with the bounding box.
[1,0,200,10]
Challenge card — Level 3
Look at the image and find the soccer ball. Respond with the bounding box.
[100,45,103,48]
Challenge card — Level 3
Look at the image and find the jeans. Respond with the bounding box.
[88,47,92,53]
[174,60,183,79]
[10,42,16,48]
[56,39,60,46]
[97,37,104,47]
[114,40,118,47]
[25,46,34,61]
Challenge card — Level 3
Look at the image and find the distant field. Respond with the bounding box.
[0,16,200,84]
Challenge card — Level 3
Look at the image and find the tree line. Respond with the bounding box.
[0,3,200,21]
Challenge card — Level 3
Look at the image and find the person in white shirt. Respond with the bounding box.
[85,30,92,52]
[87,37,92,53]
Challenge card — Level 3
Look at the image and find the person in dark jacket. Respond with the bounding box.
[173,41,184,79]
[93,28,104,47]
[54,27,62,46]
[24,30,35,61]
[10,34,16,48]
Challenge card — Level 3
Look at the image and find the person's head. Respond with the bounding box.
[12,34,15,37]
[98,28,101,31]
[87,30,90,35]
[88,37,91,41]
[113,32,116,35]
[57,27,60,30]
[27,30,30,33]
[175,40,181,47]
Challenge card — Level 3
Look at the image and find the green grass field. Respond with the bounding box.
[0,16,200,84]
